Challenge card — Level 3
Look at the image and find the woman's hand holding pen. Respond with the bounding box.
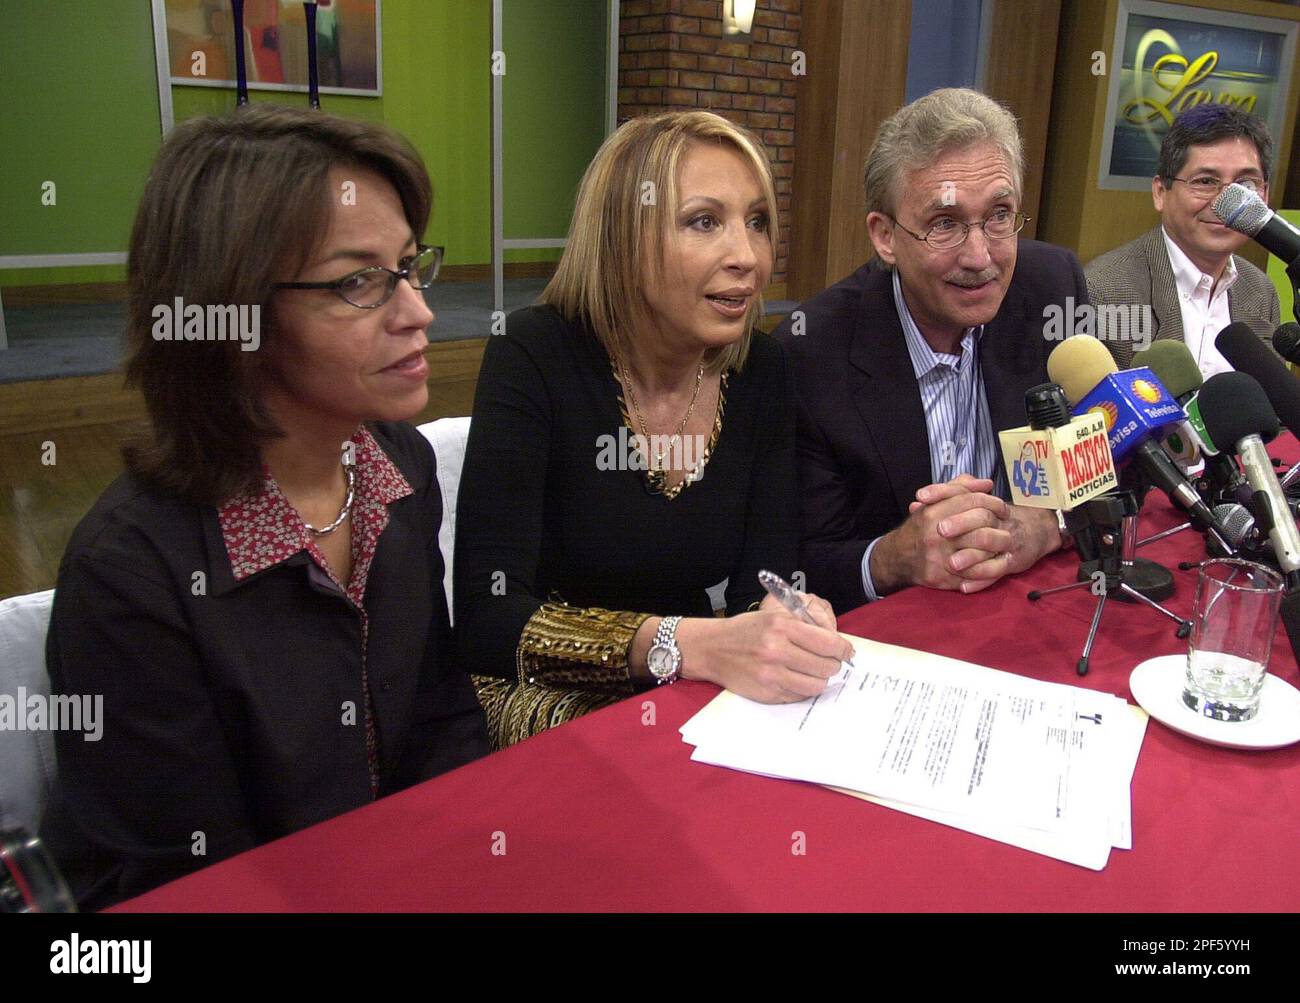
[667,591,852,703]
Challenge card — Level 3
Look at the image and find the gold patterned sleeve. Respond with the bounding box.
[515,601,653,694]
[467,602,654,751]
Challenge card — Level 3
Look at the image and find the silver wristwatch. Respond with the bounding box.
[647,615,683,685]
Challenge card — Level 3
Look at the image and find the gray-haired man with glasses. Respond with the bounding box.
[774,88,1088,612]
[1086,104,1280,372]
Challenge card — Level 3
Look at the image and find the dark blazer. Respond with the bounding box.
[773,240,1089,613]
[40,421,488,910]
[1084,226,1280,368]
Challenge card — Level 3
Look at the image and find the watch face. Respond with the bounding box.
[648,645,678,678]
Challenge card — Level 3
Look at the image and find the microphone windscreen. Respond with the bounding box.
[1217,322,1300,434]
[1024,382,1072,429]
[1212,182,1270,236]
[1212,503,1255,549]
[1273,323,1300,367]
[1131,341,1204,399]
[1047,335,1117,405]
[1196,371,1281,449]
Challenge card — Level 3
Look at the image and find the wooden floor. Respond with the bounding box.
[0,338,486,600]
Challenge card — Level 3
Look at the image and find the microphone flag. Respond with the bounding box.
[999,411,1118,509]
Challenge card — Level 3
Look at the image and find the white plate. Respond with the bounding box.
[1129,655,1300,750]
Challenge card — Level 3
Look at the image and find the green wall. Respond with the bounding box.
[1267,210,1300,324]
[1,0,607,288]
[502,0,607,242]
[0,1,161,285]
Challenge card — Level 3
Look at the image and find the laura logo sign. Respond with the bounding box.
[1099,2,1297,190]
[1122,43,1256,129]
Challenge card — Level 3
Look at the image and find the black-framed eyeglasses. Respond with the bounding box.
[275,244,444,308]
[887,209,1029,250]
[1166,175,1266,199]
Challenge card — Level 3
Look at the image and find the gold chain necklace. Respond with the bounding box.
[618,360,705,469]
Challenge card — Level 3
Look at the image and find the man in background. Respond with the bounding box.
[1085,104,1280,373]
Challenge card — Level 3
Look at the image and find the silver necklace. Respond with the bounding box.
[304,446,356,537]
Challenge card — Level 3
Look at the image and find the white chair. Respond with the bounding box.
[0,589,57,833]
[416,417,472,626]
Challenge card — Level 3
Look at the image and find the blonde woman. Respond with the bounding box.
[455,111,852,747]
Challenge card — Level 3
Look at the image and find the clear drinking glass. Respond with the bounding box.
[1182,559,1284,722]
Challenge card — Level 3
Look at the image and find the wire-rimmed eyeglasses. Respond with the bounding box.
[275,244,444,308]
[886,210,1029,250]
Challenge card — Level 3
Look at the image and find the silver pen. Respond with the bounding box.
[757,569,857,670]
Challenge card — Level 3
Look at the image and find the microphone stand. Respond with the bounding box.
[1136,520,1191,548]
[232,0,249,106]
[1029,492,1191,677]
[304,2,321,109]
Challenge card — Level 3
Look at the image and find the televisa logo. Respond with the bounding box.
[49,934,151,983]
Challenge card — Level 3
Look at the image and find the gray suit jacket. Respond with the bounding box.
[1083,226,1279,368]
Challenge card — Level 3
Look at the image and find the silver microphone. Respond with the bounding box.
[1212,183,1300,271]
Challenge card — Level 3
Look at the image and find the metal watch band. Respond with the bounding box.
[648,615,683,684]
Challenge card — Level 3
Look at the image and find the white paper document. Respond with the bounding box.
[681,635,1148,870]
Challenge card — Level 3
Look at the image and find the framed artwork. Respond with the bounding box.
[162,0,381,97]
[1098,0,1296,190]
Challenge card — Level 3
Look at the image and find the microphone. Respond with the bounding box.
[1047,336,1233,550]
[1209,500,1293,568]
[1213,502,1259,552]
[1046,334,1118,406]
[1134,340,1251,504]
[1196,371,1300,583]
[1216,322,1300,435]
[1132,341,1203,472]
[1274,324,1300,367]
[1197,370,1300,680]
[1212,183,1300,275]
[1132,341,1202,405]
[998,382,1117,509]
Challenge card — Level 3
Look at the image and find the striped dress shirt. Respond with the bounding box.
[859,270,1003,600]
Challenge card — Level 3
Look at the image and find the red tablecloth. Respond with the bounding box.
[115,445,1300,913]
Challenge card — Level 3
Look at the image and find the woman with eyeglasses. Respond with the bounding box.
[454,111,854,749]
[41,106,488,909]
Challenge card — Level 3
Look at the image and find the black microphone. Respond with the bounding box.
[1025,381,1072,431]
[1199,368,1300,664]
[1216,322,1300,436]
[1212,183,1300,273]
[1197,372,1300,583]
[1273,324,1300,367]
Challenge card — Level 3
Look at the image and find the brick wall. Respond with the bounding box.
[617,0,802,285]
